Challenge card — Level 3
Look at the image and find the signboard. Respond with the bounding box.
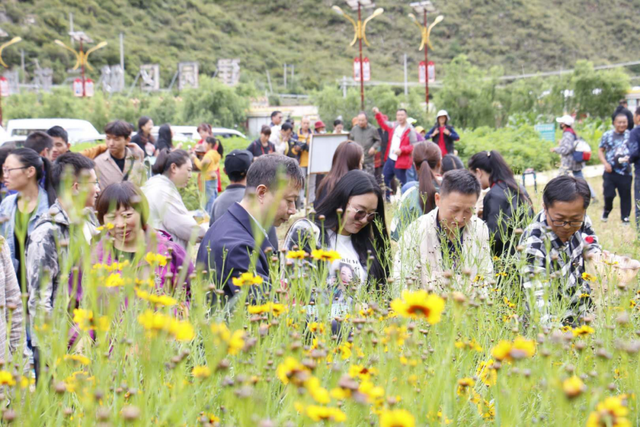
[85,79,95,97]
[419,61,436,84]
[140,64,160,91]
[0,77,8,97]
[73,78,83,97]
[353,58,371,82]
[101,65,124,93]
[178,62,199,90]
[308,133,350,174]
[1,70,19,95]
[534,123,556,143]
[419,61,426,84]
[217,59,241,87]
[428,61,435,83]
[33,68,53,92]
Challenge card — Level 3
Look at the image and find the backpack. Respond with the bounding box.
[572,137,592,162]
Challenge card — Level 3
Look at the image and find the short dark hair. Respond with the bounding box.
[620,99,628,105]
[260,125,271,135]
[95,181,149,226]
[333,119,343,127]
[397,108,408,114]
[152,149,190,175]
[635,106,640,117]
[441,154,464,173]
[24,131,53,154]
[614,113,629,123]
[281,123,293,132]
[543,175,591,209]
[271,111,282,119]
[52,152,95,192]
[246,154,304,192]
[104,120,132,139]
[440,169,481,198]
[46,126,69,144]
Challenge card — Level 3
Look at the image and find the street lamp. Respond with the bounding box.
[409,1,444,110]
[333,1,384,110]
[54,31,107,97]
[0,36,22,126]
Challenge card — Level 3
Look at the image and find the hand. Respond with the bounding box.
[372,107,379,115]
[550,147,556,153]
[395,148,402,156]
[443,128,451,136]
[368,147,377,156]
[604,162,613,173]
[619,156,630,164]
[430,128,439,137]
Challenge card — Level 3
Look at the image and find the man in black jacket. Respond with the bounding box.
[197,154,304,303]
[612,100,634,131]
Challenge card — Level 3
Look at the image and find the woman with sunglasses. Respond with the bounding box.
[0,148,56,284]
[284,170,389,318]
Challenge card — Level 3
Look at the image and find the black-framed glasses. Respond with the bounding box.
[550,219,584,228]
[347,205,378,222]
[2,166,28,175]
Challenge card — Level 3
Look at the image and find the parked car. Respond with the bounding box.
[151,125,247,143]
[0,126,9,145]
[5,118,104,145]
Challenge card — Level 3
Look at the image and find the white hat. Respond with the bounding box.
[555,115,574,127]
[436,110,450,121]
[407,117,417,125]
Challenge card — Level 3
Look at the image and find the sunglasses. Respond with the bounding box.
[347,205,378,222]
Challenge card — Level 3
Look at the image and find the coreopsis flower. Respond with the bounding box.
[586,395,629,427]
[232,272,264,287]
[63,354,91,366]
[572,325,595,337]
[456,378,476,396]
[247,302,287,317]
[210,323,245,355]
[135,288,177,307]
[348,365,378,381]
[454,339,483,352]
[562,376,586,398]
[96,222,115,232]
[358,380,385,402]
[491,337,535,361]
[105,272,125,288]
[379,408,416,427]
[390,290,445,324]
[144,252,168,267]
[73,309,109,332]
[305,377,331,404]
[582,272,597,282]
[192,366,212,379]
[296,404,347,423]
[311,249,341,262]
[308,322,326,334]
[0,371,16,387]
[277,357,310,386]
[137,310,194,342]
[476,360,497,387]
[286,250,307,260]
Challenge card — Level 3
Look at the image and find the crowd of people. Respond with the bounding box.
[0,101,639,379]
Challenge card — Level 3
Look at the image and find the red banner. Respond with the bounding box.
[0,77,9,97]
[418,61,426,84]
[428,61,435,83]
[354,58,371,82]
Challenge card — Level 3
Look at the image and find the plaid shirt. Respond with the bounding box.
[518,210,601,326]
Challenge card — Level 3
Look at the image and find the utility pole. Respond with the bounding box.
[283,64,287,89]
[403,53,408,96]
[120,32,125,88]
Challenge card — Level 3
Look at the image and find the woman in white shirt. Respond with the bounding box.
[142,149,207,249]
[284,170,389,316]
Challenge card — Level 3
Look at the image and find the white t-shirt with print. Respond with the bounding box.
[326,231,367,317]
[388,124,406,161]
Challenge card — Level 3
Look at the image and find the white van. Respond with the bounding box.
[151,125,247,142]
[5,118,104,145]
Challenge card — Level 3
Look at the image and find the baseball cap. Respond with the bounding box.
[555,115,574,127]
[224,149,253,176]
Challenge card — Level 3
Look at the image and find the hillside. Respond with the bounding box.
[1,0,639,92]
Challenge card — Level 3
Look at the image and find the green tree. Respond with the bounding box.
[572,60,630,118]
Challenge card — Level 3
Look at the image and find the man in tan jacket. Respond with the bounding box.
[94,120,146,190]
[394,169,493,290]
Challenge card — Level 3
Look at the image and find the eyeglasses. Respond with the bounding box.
[2,166,28,175]
[347,205,378,222]
[550,219,584,228]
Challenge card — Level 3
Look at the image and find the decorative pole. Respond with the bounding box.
[55,32,107,97]
[410,1,444,112]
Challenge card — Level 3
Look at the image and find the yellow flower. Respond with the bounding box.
[562,376,586,398]
[311,249,341,262]
[456,377,476,396]
[358,380,385,402]
[210,323,245,355]
[582,272,597,282]
[586,395,630,427]
[491,337,535,362]
[105,272,125,288]
[572,325,595,337]
[247,302,287,317]
[137,310,194,342]
[390,290,445,324]
[454,339,483,352]
[348,364,378,380]
[96,222,115,232]
[0,371,16,387]
[286,250,307,260]
[379,409,416,427]
[231,272,264,287]
[144,252,168,267]
[135,288,177,307]
[476,360,497,387]
[73,309,109,332]
[305,377,331,404]
[63,354,91,366]
[308,322,326,334]
[276,357,309,386]
[304,405,347,422]
[192,366,211,379]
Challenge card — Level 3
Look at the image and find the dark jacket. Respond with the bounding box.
[130,132,153,156]
[426,124,460,155]
[627,127,640,169]
[196,202,276,303]
[612,106,634,131]
[483,181,534,256]
[246,139,276,158]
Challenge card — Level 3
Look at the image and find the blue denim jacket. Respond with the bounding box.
[0,187,50,273]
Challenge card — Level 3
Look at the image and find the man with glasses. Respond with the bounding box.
[25,152,99,378]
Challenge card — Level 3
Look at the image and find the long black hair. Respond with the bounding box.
[9,148,56,206]
[156,124,173,150]
[468,150,531,204]
[314,170,389,286]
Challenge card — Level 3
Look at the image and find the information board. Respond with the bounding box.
[308,133,350,174]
